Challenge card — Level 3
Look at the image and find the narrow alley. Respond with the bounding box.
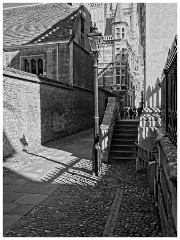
[4,125,162,237]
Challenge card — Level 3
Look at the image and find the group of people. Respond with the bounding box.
[119,106,142,120]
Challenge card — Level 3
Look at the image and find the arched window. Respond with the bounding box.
[24,59,29,72]
[38,59,43,75]
[31,59,36,74]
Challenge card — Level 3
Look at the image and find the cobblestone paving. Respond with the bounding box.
[4,159,162,237]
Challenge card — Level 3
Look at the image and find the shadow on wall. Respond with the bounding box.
[3,131,17,161]
[146,78,161,108]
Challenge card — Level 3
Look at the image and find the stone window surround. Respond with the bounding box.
[20,54,45,76]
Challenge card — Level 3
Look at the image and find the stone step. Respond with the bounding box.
[114,125,139,130]
[110,145,136,151]
[112,134,138,140]
[116,120,139,126]
[109,156,136,162]
[111,139,136,145]
[109,150,136,158]
[113,129,138,134]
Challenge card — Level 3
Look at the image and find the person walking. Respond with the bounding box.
[120,108,124,119]
[133,106,137,119]
[129,107,133,119]
[124,108,128,119]
[137,106,142,117]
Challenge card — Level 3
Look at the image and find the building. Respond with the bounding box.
[3,3,112,157]
[83,3,144,107]
[3,3,94,87]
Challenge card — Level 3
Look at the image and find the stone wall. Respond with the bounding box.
[40,81,110,143]
[3,68,111,157]
[3,68,41,158]
[73,42,94,91]
[155,128,177,236]
[100,97,119,163]
[137,108,177,236]
[4,43,71,84]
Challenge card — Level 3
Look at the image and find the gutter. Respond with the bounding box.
[4,40,69,50]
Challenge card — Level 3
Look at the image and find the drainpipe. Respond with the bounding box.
[57,43,59,81]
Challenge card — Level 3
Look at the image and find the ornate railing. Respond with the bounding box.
[161,35,177,146]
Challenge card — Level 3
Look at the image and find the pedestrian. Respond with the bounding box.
[120,108,124,119]
[124,108,128,119]
[137,106,142,117]
[133,106,137,119]
[129,107,133,119]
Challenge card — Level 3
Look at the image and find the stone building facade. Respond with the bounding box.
[3,3,93,87]
[3,3,113,157]
[83,3,144,107]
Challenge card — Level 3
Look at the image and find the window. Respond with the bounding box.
[24,59,30,72]
[116,68,120,76]
[121,76,125,85]
[122,48,126,62]
[22,55,44,76]
[31,59,36,74]
[122,54,125,62]
[116,28,120,39]
[116,76,120,85]
[116,67,120,85]
[38,59,43,75]
[122,28,125,38]
[116,48,120,54]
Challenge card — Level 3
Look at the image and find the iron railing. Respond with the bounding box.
[161,35,177,146]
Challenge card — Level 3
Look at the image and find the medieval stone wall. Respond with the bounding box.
[3,68,110,157]
[3,70,41,158]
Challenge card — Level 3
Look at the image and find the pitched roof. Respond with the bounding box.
[3,3,80,47]
[113,3,126,24]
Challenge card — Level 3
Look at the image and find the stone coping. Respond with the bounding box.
[155,128,177,184]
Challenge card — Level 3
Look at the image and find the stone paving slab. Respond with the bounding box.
[14,186,55,195]
[14,194,48,205]
[3,215,22,233]
[3,192,24,203]
[4,204,35,216]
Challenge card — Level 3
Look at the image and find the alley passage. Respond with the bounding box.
[3,129,162,237]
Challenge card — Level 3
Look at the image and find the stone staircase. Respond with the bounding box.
[109,119,139,162]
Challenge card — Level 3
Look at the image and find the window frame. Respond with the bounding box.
[20,54,45,76]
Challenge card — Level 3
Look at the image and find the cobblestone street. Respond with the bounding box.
[4,128,162,237]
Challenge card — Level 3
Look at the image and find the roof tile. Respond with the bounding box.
[3,3,79,47]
